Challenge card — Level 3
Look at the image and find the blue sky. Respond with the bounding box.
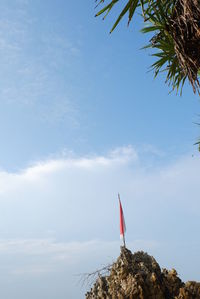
[0,1,200,298]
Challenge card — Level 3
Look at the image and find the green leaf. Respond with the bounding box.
[95,0,119,17]
[110,1,132,33]
[141,25,163,33]
[128,0,139,25]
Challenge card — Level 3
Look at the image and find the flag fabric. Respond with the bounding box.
[119,195,126,240]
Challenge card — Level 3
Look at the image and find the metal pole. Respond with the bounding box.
[123,234,126,248]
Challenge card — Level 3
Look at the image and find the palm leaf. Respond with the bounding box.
[110,1,132,33]
[95,0,119,17]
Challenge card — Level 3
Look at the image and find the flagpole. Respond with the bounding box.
[123,232,126,248]
[118,193,126,248]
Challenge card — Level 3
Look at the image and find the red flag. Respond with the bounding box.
[119,195,126,240]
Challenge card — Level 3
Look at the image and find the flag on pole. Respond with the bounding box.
[118,194,126,246]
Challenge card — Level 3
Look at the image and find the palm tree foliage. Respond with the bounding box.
[96,0,200,95]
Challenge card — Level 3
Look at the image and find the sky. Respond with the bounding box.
[0,0,200,298]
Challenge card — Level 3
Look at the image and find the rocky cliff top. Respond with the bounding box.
[85,247,200,299]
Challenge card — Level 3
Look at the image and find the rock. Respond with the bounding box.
[176,281,200,299]
[85,247,200,299]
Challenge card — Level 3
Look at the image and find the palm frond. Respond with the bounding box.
[96,0,200,94]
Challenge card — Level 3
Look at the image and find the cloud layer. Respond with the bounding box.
[0,146,199,298]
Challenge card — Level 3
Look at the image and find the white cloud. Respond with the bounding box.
[0,145,138,192]
[0,238,157,261]
[0,237,157,281]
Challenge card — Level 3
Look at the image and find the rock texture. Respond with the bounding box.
[85,247,200,299]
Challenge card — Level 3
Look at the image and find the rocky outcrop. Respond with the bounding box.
[85,247,200,299]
